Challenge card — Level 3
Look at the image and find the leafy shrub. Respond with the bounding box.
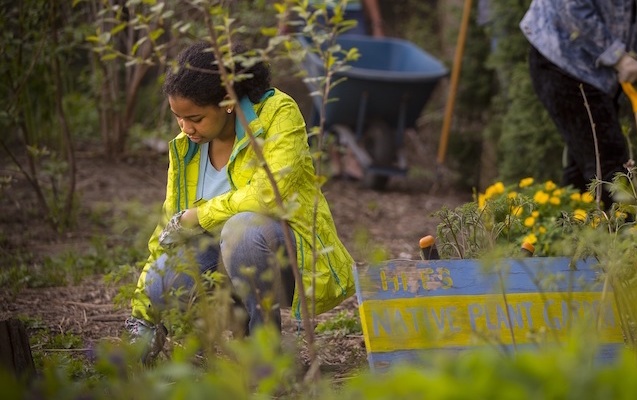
[341,344,637,400]
[5,328,637,399]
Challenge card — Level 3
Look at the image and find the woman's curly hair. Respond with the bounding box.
[163,41,271,106]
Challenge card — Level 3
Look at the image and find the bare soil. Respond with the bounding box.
[0,140,470,378]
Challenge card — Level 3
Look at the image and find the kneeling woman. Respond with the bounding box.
[125,41,355,364]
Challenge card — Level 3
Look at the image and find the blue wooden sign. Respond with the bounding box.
[353,257,625,371]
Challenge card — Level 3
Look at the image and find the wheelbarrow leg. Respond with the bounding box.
[396,96,407,148]
[355,91,369,141]
[395,97,408,170]
[331,124,373,173]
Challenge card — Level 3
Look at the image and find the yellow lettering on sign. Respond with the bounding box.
[359,292,622,353]
[379,267,453,293]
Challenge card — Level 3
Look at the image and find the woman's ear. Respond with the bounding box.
[223,95,234,114]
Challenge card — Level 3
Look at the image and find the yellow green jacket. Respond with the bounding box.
[132,89,356,322]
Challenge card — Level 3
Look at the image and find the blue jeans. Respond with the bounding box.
[145,212,297,333]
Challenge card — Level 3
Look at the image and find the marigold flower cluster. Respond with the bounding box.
[476,178,596,255]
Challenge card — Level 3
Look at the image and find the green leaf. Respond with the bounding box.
[149,28,164,42]
[178,23,191,34]
[110,22,127,35]
[100,53,118,61]
[131,36,148,55]
[261,27,278,37]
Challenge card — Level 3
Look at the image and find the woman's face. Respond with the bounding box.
[168,95,235,143]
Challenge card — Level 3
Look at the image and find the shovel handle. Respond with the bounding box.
[621,82,637,113]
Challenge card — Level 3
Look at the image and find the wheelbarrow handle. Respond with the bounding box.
[621,82,637,113]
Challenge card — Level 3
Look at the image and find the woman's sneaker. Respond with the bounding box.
[124,316,168,365]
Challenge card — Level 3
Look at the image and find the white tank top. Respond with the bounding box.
[196,142,231,201]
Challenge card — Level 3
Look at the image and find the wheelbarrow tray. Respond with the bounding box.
[300,34,448,131]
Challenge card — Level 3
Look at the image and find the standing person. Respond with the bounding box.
[125,40,356,364]
[520,0,637,208]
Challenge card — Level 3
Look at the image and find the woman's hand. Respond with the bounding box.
[179,208,199,228]
[158,209,203,248]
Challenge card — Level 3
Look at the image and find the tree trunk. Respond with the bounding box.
[0,319,36,380]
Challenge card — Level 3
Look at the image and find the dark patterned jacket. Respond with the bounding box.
[520,0,636,94]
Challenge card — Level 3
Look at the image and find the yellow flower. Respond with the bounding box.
[519,177,534,188]
[478,193,486,209]
[531,211,539,217]
[573,209,587,221]
[511,205,523,216]
[538,226,547,234]
[534,191,550,204]
[545,180,557,191]
[524,216,535,227]
[507,191,518,199]
[615,211,628,220]
[553,189,563,196]
[581,192,594,203]
[570,192,581,201]
[485,182,505,199]
[549,196,561,205]
[590,215,601,228]
[523,233,538,245]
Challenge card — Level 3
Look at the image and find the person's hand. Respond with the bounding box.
[615,54,637,83]
[179,208,199,228]
[158,209,203,248]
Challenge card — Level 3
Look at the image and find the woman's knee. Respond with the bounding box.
[219,212,294,277]
[220,212,283,252]
[144,253,199,308]
[144,254,176,307]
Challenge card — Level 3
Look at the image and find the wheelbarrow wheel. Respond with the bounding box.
[361,119,396,191]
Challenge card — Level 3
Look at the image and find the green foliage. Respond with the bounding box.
[0,237,145,291]
[10,325,301,399]
[497,64,562,183]
[0,199,154,291]
[47,333,84,350]
[489,0,564,184]
[452,0,564,185]
[63,91,99,141]
[455,2,497,119]
[0,0,92,230]
[341,345,637,400]
[22,323,94,381]
[384,0,441,56]
[315,310,361,335]
[7,325,637,399]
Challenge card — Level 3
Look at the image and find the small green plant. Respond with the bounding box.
[47,332,84,350]
[27,328,92,379]
[315,310,361,335]
[0,234,147,292]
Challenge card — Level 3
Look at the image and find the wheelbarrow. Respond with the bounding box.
[299,34,448,190]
